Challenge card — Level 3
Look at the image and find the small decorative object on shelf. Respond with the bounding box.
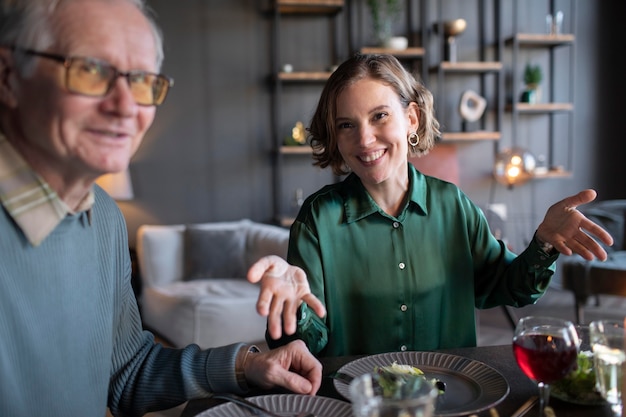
[366,0,403,47]
[520,63,542,104]
[459,89,487,127]
[385,36,408,50]
[493,147,537,189]
[284,121,307,146]
[441,18,467,62]
[546,10,564,35]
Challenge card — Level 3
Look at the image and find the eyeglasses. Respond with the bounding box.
[13,47,174,106]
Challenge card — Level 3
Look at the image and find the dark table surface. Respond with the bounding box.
[180,344,614,417]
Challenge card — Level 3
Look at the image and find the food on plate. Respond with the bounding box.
[551,351,604,404]
[374,362,446,399]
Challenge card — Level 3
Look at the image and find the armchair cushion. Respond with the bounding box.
[183,225,246,280]
[136,219,289,348]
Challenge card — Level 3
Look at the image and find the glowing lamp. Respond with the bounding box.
[493,147,536,188]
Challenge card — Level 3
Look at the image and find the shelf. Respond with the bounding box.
[532,169,572,179]
[279,146,312,154]
[440,131,501,142]
[359,47,426,58]
[509,103,574,113]
[277,71,333,81]
[438,61,503,73]
[274,0,343,14]
[507,33,575,47]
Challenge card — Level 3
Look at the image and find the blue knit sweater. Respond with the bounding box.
[0,187,244,416]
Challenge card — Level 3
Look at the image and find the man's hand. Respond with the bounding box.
[536,189,614,261]
[247,255,326,340]
[244,340,322,395]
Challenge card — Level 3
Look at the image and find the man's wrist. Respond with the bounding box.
[235,344,260,391]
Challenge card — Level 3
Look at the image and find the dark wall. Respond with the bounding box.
[595,0,626,200]
[123,0,623,250]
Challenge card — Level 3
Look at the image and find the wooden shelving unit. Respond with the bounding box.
[434,0,504,144]
[277,71,333,81]
[508,0,576,176]
[532,169,572,179]
[441,131,502,143]
[439,61,503,72]
[507,33,575,47]
[509,102,574,113]
[269,1,345,226]
[360,46,426,58]
[275,0,343,14]
[279,146,313,154]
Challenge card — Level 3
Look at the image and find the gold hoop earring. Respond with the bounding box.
[408,132,419,152]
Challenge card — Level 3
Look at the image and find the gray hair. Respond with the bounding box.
[0,0,164,72]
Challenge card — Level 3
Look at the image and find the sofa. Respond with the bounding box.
[136,219,289,348]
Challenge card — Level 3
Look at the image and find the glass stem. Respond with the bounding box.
[537,382,550,416]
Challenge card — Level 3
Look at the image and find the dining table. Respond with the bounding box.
[180,344,615,417]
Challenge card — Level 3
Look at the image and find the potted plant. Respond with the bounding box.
[520,63,542,103]
[366,0,404,47]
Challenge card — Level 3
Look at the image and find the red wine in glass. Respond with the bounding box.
[513,316,579,416]
[513,333,578,383]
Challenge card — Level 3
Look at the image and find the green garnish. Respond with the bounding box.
[552,351,604,404]
[374,362,445,399]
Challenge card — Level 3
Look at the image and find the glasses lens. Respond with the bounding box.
[128,72,170,106]
[66,57,112,96]
[152,75,171,106]
[65,57,171,106]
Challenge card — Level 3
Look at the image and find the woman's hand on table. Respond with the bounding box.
[536,189,614,261]
[244,340,322,395]
[248,255,326,339]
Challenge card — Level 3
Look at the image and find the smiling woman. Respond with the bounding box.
[264,53,614,359]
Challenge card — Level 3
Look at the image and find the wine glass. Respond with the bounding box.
[513,316,580,416]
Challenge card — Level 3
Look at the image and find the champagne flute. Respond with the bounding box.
[513,316,580,416]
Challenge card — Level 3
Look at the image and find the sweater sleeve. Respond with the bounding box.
[96,191,246,416]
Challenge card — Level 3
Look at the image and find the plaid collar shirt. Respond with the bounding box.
[0,134,94,246]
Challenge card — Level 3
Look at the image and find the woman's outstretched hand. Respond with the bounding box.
[536,189,614,261]
[247,255,326,340]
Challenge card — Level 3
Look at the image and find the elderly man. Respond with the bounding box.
[0,0,325,416]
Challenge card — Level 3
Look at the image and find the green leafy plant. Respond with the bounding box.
[523,63,542,87]
[366,0,403,44]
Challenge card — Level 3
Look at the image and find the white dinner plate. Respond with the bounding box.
[194,393,352,417]
[334,351,510,417]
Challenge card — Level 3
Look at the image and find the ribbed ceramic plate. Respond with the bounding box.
[334,351,509,417]
[194,393,352,417]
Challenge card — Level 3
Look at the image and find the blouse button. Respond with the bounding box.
[400,345,407,351]
[400,304,408,312]
[393,221,400,229]
[399,262,406,270]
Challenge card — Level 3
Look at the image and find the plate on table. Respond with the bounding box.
[334,351,509,417]
[194,393,352,417]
